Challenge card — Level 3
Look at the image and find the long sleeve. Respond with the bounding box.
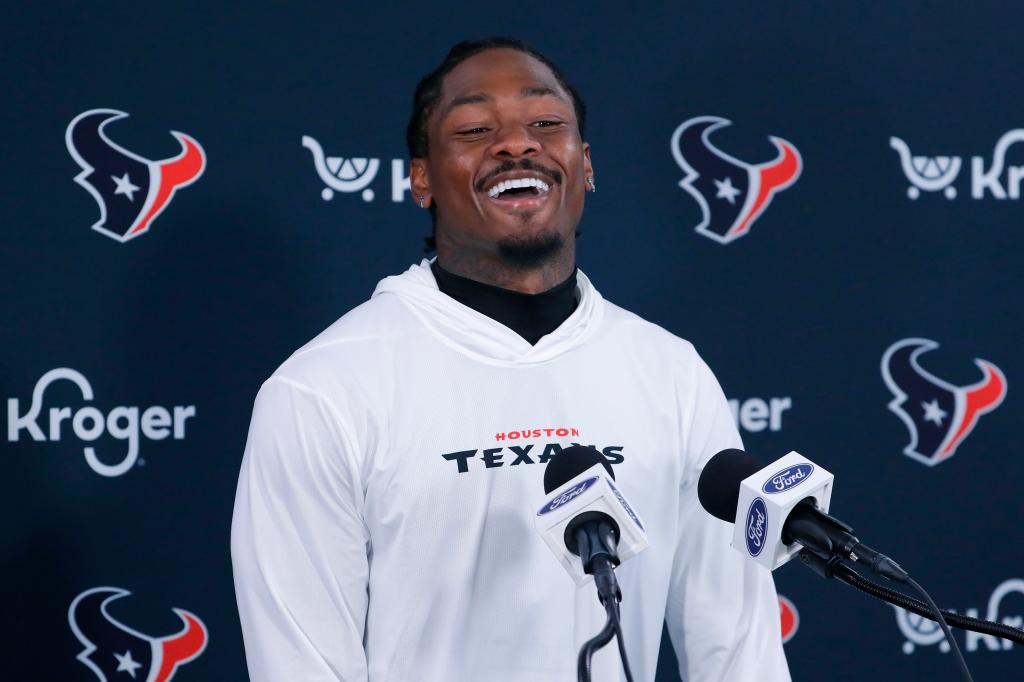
[665,355,791,682]
[231,376,370,682]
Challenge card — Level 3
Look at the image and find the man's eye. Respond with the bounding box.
[532,120,564,128]
[458,127,489,135]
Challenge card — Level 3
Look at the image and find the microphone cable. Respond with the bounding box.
[797,549,977,681]
[830,561,1024,645]
[576,599,635,682]
[608,599,635,682]
[904,576,974,682]
[577,563,635,682]
[576,610,615,682]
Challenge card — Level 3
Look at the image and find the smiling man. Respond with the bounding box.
[232,38,791,682]
[408,43,589,297]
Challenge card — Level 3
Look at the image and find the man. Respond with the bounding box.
[232,38,791,682]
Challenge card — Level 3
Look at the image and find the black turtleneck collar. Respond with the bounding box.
[430,260,579,345]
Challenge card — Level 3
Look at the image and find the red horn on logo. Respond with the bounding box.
[128,132,205,238]
[154,609,208,682]
[939,360,1007,458]
[732,139,801,239]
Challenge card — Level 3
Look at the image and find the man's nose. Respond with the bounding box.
[489,125,539,158]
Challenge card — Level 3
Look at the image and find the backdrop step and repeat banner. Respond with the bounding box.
[3,4,1022,681]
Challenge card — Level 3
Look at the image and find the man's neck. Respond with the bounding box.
[434,246,575,294]
[430,261,579,345]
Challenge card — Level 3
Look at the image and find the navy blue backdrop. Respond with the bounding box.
[3,3,1022,680]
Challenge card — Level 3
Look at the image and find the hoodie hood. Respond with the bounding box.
[372,259,605,366]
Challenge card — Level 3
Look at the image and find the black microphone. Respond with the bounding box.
[544,443,615,493]
[698,448,983,682]
[541,448,639,682]
[697,448,908,582]
[543,445,621,603]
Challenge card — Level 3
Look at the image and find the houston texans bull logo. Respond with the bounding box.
[881,338,1007,466]
[69,587,207,681]
[671,116,801,244]
[66,109,205,242]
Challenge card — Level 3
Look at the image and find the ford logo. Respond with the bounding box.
[607,479,644,530]
[745,498,768,557]
[537,476,599,516]
[762,463,814,495]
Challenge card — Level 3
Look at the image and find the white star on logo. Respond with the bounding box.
[114,650,142,678]
[111,172,141,201]
[921,399,948,427]
[713,176,741,204]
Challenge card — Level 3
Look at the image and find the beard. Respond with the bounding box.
[496,225,566,269]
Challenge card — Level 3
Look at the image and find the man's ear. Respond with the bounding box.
[582,143,594,187]
[410,158,432,207]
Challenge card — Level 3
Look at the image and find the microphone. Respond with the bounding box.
[697,448,907,582]
[534,445,648,601]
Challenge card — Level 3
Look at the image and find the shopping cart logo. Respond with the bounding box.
[890,130,1024,200]
[302,134,413,203]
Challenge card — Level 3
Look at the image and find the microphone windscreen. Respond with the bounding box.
[543,444,615,493]
[697,448,763,523]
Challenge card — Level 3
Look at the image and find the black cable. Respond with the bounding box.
[607,600,635,682]
[796,550,1007,681]
[577,558,635,682]
[832,563,1024,645]
[577,612,616,682]
[904,576,974,682]
[810,555,975,682]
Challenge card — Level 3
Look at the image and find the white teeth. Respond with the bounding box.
[487,177,551,198]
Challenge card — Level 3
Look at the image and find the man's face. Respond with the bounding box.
[413,48,592,261]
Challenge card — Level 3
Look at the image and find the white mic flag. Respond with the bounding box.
[534,463,649,585]
[732,451,835,571]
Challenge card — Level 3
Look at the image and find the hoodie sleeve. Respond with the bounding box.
[664,352,792,682]
[231,376,370,682]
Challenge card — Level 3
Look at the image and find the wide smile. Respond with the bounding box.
[481,174,555,212]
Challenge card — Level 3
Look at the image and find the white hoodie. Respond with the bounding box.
[231,260,791,682]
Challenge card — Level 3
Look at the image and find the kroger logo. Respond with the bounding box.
[6,368,195,477]
[762,463,814,494]
[745,498,768,557]
[537,476,599,516]
[302,135,411,203]
[891,130,1024,200]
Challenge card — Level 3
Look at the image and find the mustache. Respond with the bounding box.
[475,159,563,193]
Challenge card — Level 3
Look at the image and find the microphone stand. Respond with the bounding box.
[577,595,617,682]
[790,507,975,681]
[575,526,635,682]
[798,550,1024,646]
